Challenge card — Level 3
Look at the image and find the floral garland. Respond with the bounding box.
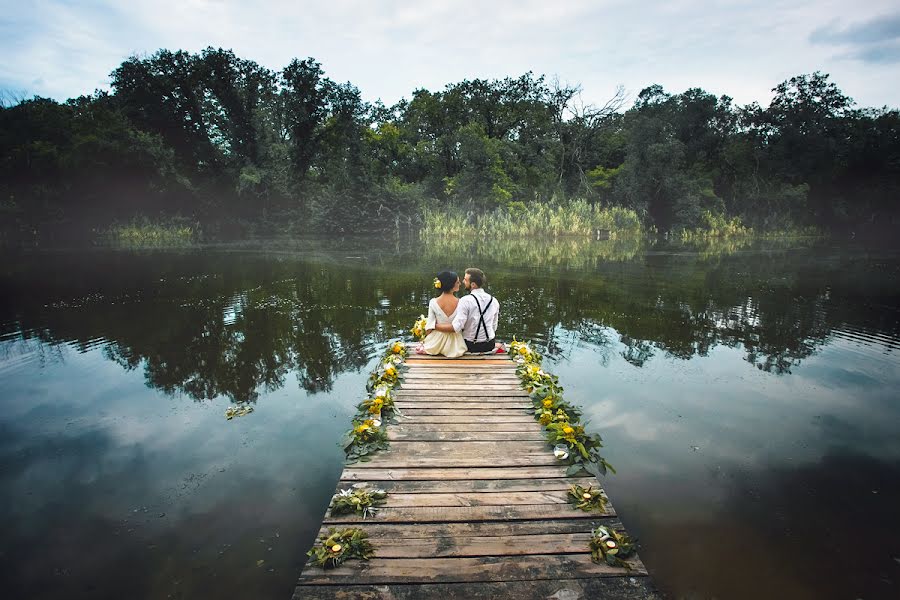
[343,341,408,463]
[589,525,635,568]
[509,338,615,478]
[329,485,387,519]
[307,527,375,569]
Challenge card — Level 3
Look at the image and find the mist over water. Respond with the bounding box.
[1,236,898,599]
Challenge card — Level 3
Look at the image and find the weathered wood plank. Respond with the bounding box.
[403,370,520,384]
[323,503,614,524]
[352,455,562,468]
[299,553,645,584]
[335,478,601,494]
[340,532,594,558]
[401,384,523,390]
[394,402,531,410]
[378,440,549,454]
[387,429,545,442]
[316,517,620,539]
[396,408,532,416]
[294,577,660,600]
[388,422,537,433]
[395,393,531,400]
[341,466,576,480]
[343,489,602,508]
[397,415,535,423]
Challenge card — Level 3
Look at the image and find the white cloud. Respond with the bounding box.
[2,0,899,107]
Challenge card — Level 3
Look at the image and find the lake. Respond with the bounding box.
[1,236,898,599]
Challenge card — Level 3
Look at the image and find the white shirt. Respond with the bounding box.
[452,288,500,342]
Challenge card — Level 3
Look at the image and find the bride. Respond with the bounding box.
[421,271,467,358]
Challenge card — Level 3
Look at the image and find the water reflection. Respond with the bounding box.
[1,237,899,599]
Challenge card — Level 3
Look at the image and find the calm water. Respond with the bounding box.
[1,236,899,599]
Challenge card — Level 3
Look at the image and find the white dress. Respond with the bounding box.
[423,297,467,358]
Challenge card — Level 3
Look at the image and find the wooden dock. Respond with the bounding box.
[293,353,658,599]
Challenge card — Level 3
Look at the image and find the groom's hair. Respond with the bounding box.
[465,268,485,288]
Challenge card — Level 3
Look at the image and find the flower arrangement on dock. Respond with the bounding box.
[567,483,608,512]
[307,527,375,569]
[329,486,388,519]
[509,338,615,478]
[589,525,635,568]
[343,341,408,463]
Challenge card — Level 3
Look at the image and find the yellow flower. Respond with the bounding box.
[434,277,441,289]
[542,398,553,408]
[331,544,342,552]
[392,342,404,354]
[518,346,529,355]
[563,425,575,435]
[383,365,397,377]
[539,412,552,425]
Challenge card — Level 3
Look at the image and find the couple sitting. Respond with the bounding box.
[420,267,502,358]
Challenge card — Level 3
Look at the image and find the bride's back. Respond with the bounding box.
[435,294,459,318]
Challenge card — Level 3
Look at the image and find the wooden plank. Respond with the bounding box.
[389,422,537,432]
[335,478,601,494]
[395,386,528,398]
[298,553,644,584]
[341,466,576,481]
[401,384,522,390]
[406,361,518,373]
[396,408,531,416]
[323,503,614,524]
[387,429,546,442]
[349,489,600,508]
[397,415,536,423]
[394,402,531,410]
[343,532,593,558]
[379,441,549,454]
[396,392,531,399]
[404,373,521,379]
[352,455,562,468]
[316,517,620,539]
[294,577,661,600]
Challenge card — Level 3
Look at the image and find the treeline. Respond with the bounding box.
[1,47,898,239]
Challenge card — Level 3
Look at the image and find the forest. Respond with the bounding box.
[1,47,898,240]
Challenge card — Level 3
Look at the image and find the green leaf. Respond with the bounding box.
[566,463,584,476]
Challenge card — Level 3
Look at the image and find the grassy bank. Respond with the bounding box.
[679,211,822,242]
[421,200,643,239]
[102,218,197,247]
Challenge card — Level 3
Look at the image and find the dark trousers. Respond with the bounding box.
[465,338,495,353]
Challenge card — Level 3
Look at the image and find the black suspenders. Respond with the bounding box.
[471,294,494,342]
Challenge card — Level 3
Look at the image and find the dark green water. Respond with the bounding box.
[1,237,898,599]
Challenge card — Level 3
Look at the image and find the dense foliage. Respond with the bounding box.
[2,48,898,239]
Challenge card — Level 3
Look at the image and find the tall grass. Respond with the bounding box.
[679,211,822,242]
[103,218,197,247]
[421,200,642,239]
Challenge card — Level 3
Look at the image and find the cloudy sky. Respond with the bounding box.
[2,0,899,109]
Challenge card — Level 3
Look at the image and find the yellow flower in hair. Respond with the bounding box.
[434,277,441,289]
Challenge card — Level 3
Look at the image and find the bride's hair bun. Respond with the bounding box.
[435,271,458,292]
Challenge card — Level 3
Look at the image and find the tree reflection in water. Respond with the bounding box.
[1,236,897,405]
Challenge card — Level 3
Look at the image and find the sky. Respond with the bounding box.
[2,0,900,109]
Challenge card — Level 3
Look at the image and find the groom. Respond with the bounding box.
[434,267,499,353]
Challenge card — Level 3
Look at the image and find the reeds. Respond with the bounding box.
[420,200,642,239]
[103,218,196,246]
